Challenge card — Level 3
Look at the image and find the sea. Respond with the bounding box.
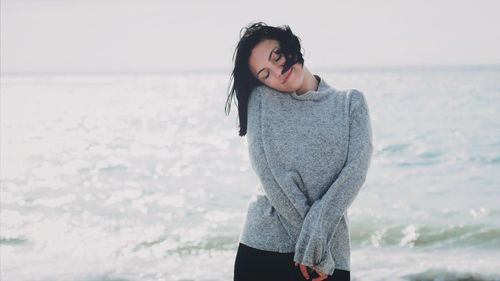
[1,65,499,281]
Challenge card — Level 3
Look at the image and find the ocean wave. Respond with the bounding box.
[351,223,500,250]
[403,268,500,281]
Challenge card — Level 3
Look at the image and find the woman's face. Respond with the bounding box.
[248,39,305,93]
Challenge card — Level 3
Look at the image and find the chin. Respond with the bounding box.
[287,76,304,92]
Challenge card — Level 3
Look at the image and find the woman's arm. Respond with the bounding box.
[293,89,373,276]
[247,87,311,242]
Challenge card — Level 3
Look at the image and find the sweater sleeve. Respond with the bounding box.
[293,89,373,275]
[247,87,311,243]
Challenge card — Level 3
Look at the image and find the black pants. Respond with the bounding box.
[234,243,350,281]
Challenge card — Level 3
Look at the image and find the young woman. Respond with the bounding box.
[225,22,373,281]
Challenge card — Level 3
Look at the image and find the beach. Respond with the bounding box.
[1,66,499,281]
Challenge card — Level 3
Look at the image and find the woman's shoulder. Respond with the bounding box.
[332,87,365,98]
[248,85,272,116]
[330,87,368,110]
[250,85,266,95]
[346,88,369,113]
[248,85,267,108]
[250,83,368,109]
[250,84,282,99]
[249,85,274,101]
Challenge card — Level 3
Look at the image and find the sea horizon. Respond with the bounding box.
[2,63,500,77]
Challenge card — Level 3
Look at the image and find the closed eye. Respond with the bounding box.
[261,49,282,80]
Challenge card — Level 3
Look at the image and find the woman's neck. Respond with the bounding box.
[296,66,319,95]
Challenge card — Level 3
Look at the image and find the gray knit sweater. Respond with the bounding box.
[238,75,373,275]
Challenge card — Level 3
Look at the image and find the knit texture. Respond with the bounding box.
[238,75,373,275]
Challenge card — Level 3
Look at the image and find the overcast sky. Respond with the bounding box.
[1,0,499,74]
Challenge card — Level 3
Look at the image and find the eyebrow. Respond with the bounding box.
[256,47,278,77]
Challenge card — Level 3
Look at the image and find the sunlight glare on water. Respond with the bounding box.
[1,67,500,281]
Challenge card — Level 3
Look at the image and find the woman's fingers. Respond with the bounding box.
[294,262,329,280]
[312,267,329,281]
[299,264,310,279]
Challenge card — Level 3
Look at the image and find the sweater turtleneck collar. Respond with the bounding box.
[290,74,332,101]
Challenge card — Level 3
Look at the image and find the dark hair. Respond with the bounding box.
[225,22,305,136]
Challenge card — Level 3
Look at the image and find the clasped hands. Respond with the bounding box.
[294,262,329,281]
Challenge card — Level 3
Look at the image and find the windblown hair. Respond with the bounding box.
[225,22,305,136]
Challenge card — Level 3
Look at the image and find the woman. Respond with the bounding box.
[225,22,373,281]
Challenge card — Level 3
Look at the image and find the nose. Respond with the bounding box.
[270,64,284,78]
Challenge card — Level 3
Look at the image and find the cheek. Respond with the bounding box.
[291,67,304,83]
[265,80,285,92]
[270,78,282,87]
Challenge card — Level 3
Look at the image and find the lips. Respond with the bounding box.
[282,68,293,84]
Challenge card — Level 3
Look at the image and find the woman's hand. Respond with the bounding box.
[294,262,329,281]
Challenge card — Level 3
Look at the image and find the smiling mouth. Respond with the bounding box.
[282,68,293,84]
